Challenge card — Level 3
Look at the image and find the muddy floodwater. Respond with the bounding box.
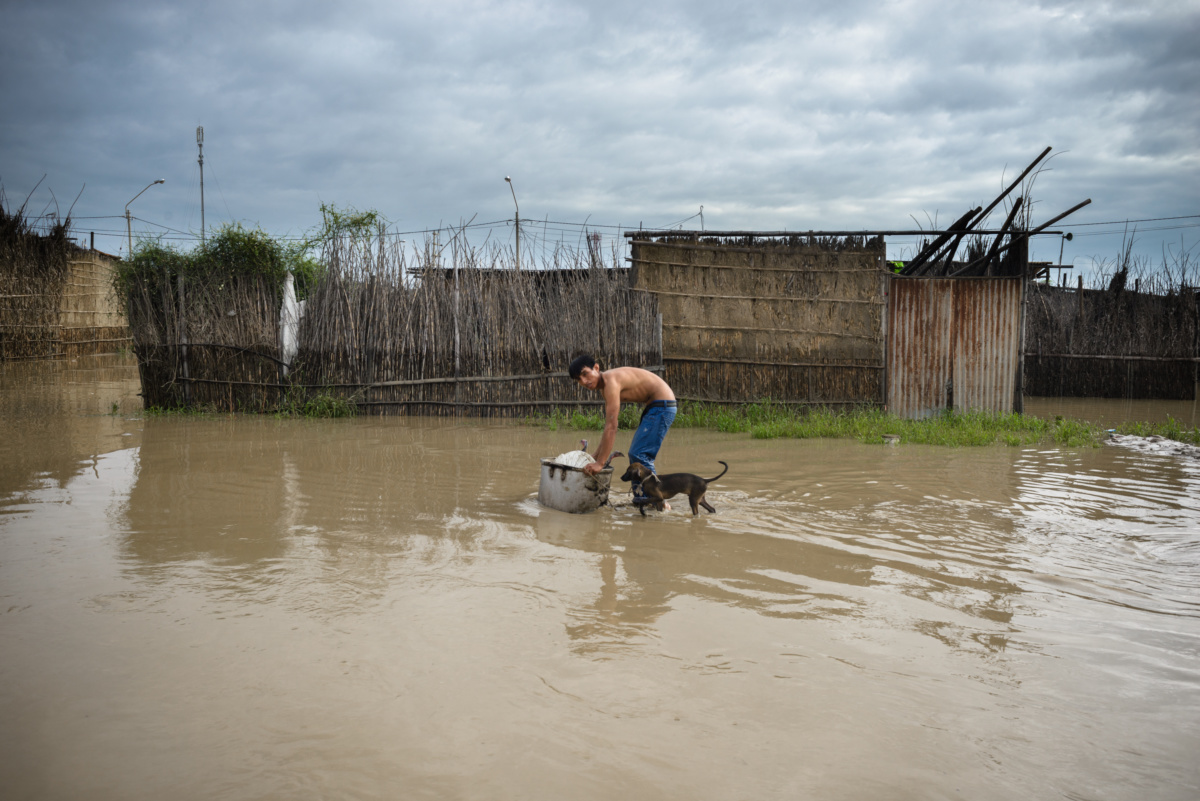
[3,357,1199,800]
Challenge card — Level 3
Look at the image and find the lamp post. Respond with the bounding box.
[125,179,165,257]
[1058,231,1073,265]
[505,176,520,271]
[1056,231,1074,285]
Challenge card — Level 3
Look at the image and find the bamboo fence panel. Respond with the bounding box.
[1024,283,1199,399]
[126,233,661,414]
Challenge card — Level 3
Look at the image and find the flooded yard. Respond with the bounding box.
[2,357,1198,800]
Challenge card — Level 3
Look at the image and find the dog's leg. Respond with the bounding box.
[700,498,716,514]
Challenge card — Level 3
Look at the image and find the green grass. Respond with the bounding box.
[1114,417,1200,446]
[747,407,1100,447]
[272,389,358,419]
[527,401,1200,448]
[144,404,218,417]
[143,390,358,419]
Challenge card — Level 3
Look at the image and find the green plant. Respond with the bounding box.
[114,221,331,305]
[273,387,358,419]
[1115,416,1200,446]
[527,401,1139,448]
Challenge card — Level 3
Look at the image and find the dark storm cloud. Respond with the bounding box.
[1,0,1196,269]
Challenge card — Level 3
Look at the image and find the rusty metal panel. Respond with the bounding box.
[952,278,1022,414]
[888,276,1023,419]
[887,278,953,419]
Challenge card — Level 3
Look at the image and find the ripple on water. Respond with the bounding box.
[1011,447,1200,619]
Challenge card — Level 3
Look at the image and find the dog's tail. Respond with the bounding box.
[705,461,729,484]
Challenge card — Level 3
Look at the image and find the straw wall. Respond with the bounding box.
[1024,283,1199,399]
[59,252,132,357]
[1,206,71,361]
[629,235,887,405]
[1,241,129,361]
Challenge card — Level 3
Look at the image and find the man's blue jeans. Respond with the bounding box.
[627,401,676,474]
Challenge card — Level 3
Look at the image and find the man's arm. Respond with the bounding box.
[584,376,623,475]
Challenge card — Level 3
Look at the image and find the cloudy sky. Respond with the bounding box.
[2,0,1197,276]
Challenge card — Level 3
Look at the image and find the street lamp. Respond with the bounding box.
[1058,231,1073,265]
[1056,231,1074,285]
[505,175,519,271]
[125,179,165,257]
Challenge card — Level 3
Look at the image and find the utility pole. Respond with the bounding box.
[505,176,520,270]
[197,126,206,245]
[125,179,165,257]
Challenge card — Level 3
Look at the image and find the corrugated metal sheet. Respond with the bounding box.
[887,277,1023,419]
[952,278,1022,414]
[887,279,953,419]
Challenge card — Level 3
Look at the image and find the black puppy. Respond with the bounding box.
[620,461,729,516]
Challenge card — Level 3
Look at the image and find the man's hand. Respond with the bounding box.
[583,461,603,476]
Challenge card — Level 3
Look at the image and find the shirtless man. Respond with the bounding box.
[568,354,677,491]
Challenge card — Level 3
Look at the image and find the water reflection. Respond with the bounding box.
[5,361,1200,799]
[0,354,141,498]
[1011,445,1200,618]
[1025,394,1200,427]
[121,419,295,566]
[531,440,1027,657]
[114,419,591,621]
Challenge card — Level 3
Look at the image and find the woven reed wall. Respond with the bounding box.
[1024,283,1199,399]
[1,248,129,361]
[629,236,887,405]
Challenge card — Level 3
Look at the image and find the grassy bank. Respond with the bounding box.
[532,402,1200,448]
[142,390,357,419]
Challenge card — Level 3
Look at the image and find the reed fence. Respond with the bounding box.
[1024,282,1199,399]
[127,233,661,414]
[1,201,72,360]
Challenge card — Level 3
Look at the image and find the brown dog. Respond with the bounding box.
[620,461,729,516]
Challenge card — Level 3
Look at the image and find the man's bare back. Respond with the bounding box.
[573,362,674,475]
[591,366,675,405]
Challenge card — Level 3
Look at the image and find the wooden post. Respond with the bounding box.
[656,312,663,367]
[178,274,190,405]
[453,254,461,413]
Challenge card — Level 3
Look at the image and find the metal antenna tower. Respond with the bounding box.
[196,126,206,245]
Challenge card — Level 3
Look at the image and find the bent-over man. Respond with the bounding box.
[569,354,676,493]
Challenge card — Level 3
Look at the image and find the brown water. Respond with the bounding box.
[2,359,1199,800]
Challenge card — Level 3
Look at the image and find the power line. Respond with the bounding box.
[1063,222,1200,237]
[1059,213,1200,227]
[55,211,1200,247]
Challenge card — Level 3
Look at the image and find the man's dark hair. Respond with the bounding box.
[568,353,597,380]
